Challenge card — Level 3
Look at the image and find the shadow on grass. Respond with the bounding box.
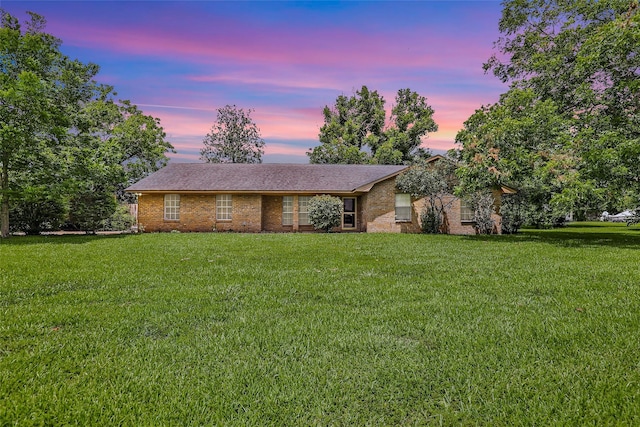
[0,233,135,246]
[462,226,640,249]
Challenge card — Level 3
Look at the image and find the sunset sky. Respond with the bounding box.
[3,1,508,162]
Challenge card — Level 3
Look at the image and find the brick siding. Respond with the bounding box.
[136,177,503,234]
[262,196,292,232]
[363,178,421,233]
[137,193,261,233]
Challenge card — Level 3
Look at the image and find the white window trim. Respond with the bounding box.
[298,196,311,226]
[395,193,411,222]
[164,194,180,221]
[282,196,293,226]
[460,200,474,222]
[216,194,232,221]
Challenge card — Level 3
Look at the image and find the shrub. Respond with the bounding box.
[9,189,68,235]
[420,206,442,234]
[500,194,525,234]
[68,189,117,234]
[469,191,496,234]
[308,195,343,232]
[101,204,135,231]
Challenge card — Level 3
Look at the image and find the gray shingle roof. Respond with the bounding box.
[126,163,408,193]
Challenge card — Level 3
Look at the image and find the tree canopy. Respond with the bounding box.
[456,0,640,222]
[0,11,173,236]
[308,86,437,165]
[396,157,457,233]
[200,105,265,164]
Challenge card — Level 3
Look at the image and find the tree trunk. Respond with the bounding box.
[1,159,9,238]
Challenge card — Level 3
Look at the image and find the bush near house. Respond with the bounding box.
[307,195,343,232]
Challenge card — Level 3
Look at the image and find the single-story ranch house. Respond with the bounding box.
[126,160,512,234]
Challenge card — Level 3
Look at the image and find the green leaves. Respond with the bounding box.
[478,0,640,216]
[308,86,437,165]
[200,105,265,164]
[396,159,456,233]
[0,11,173,235]
[0,11,97,236]
[307,195,343,232]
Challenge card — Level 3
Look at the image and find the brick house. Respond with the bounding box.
[126,161,512,234]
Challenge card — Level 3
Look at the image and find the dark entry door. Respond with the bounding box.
[343,197,356,229]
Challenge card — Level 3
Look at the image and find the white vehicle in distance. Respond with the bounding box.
[608,210,635,223]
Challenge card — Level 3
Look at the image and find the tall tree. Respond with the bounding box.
[200,105,265,163]
[0,11,174,236]
[377,89,438,164]
[0,11,99,237]
[455,89,583,227]
[70,92,173,199]
[308,86,437,165]
[477,0,640,213]
[65,91,173,231]
[308,87,385,164]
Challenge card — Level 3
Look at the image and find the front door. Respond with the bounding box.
[343,197,357,230]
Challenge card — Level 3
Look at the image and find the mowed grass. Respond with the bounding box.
[1,223,639,425]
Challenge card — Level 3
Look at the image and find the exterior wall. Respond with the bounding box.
[138,193,216,232]
[361,178,503,235]
[136,186,503,235]
[414,195,502,235]
[137,193,261,233]
[215,194,262,232]
[362,178,421,233]
[262,196,293,232]
[263,194,364,233]
[417,196,476,235]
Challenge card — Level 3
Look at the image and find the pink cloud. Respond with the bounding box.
[253,109,320,140]
[423,138,459,152]
[189,73,344,92]
[48,12,492,77]
[264,143,308,157]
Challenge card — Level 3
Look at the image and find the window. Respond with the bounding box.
[460,201,474,222]
[164,194,180,220]
[282,196,293,225]
[216,194,232,220]
[343,197,356,229]
[298,196,311,225]
[395,194,411,222]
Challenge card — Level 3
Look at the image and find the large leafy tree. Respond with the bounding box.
[308,86,437,165]
[65,91,173,231]
[308,86,385,165]
[465,0,640,216]
[0,11,174,236]
[0,11,98,237]
[200,105,265,164]
[378,89,438,164]
[456,89,578,212]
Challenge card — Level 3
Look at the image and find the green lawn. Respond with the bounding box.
[1,223,639,425]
